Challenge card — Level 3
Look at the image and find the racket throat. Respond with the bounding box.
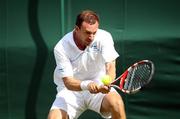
[120,70,128,89]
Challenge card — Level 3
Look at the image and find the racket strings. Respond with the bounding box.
[125,63,152,92]
[123,68,134,90]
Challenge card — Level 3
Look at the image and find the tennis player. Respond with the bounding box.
[48,10,126,119]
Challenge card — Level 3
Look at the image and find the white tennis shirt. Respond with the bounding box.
[53,29,119,91]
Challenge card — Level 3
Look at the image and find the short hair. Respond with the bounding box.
[75,10,99,28]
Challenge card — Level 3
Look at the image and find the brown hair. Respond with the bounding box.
[75,10,99,28]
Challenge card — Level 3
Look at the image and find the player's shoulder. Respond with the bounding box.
[97,29,111,36]
[57,31,73,44]
[54,31,73,50]
[96,29,112,41]
[95,29,113,44]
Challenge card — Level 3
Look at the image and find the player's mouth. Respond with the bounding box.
[86,38,93,45]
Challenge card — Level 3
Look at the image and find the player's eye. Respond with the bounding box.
[85,31,96,36]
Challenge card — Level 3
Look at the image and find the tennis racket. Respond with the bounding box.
[110,60,155,94]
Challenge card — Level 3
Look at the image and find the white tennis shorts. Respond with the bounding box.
[50,88,117,119]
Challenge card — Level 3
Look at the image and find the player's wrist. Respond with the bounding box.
[80,80,93,90]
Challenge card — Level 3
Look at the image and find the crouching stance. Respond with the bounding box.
[48,10,126,119]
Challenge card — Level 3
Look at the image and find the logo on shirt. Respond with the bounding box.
[58,68,64,72]
[90,43,100,52]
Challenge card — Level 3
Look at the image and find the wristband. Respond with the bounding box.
[80,80,93,90]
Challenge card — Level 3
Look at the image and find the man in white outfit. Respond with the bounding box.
[48,10,126,119]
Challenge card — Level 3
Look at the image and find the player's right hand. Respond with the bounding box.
[87,82,110,94]
[87,82,99,94]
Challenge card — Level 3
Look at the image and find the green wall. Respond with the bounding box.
[1,0,180,119]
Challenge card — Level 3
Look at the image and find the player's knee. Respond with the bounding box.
[47,111,57,119]
[108,95,125,113]
[47,112,57,119]
[47,109,67,119]
[111,100,123,111]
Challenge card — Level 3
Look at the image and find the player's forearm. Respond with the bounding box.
[63,77,102,93]
[105,60,116,80]
[63,77,82,91]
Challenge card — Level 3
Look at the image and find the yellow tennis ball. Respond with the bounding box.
[101,75,111,85]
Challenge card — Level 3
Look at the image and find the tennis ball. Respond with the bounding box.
[101,75,111,85]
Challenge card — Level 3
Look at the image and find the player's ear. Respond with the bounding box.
[74,25,80,31]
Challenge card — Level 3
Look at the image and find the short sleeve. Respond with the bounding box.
[54,45,73,77]
[101,33,119,62]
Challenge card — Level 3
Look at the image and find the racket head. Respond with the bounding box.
[111,60,155,94]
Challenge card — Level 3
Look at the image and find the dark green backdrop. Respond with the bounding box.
[1,0,180,119]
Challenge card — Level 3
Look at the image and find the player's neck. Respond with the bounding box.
[73,31,86,50]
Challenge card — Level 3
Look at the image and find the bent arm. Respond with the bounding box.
[62,76,99,93]
[105,60,116,81]
[63,76,108,94]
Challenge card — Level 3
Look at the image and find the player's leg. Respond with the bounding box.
[85,89,126,119]
[47,109,68,119]
[48,89,85,119]
[100,91,126,119]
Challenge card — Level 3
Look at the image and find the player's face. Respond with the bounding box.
[76,21,99,47]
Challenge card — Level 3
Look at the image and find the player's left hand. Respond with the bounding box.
[98,85,110,94]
